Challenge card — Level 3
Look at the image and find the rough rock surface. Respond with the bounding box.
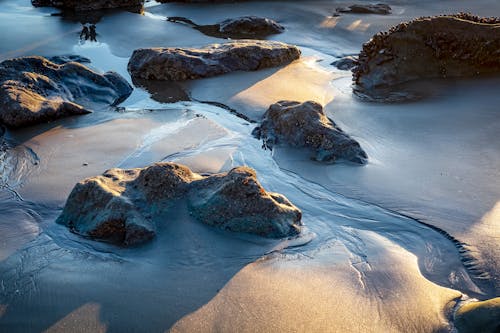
[57,163,302,245]
[128,40,301,81]
[31,0,143,11]
[0,56,132,128]
[354,14,500,93]
[253,101,367,164]
[331,56,358,70]
[168,16,284,39]
[454,297,500,333]
[336,4,391,15]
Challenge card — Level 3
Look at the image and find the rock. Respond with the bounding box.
[0,56,132,128]
[48,55,91,65]
[253,101,367,164]
[454,298,500,333]
[354,14,500,95]
[128,40,301,81]
[331,56,358,70]
[188,167,302,238]
[168,16,284,39]
[57,163,302,245]
[336,3,391,15]
[32,0,144,11]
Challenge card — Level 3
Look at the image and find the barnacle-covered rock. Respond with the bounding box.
[354,14,500,99]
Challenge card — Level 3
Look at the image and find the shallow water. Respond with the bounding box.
[0,0,499,332]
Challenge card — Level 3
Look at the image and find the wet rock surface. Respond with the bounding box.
[57,163,303,245]
[0,56,132,128]
[31,0,144,11]
[454,297,500,333]
[167,15,284,39]
[354,14,500,98]
[331,56,358,70]
[336,3,391,15]
[253,101,367,164]
[128,40,301,81]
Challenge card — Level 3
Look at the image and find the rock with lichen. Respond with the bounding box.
[0,56,132,128]
[253,100,367,164]
[57,163,303,245]
[353,13,500,97]
[128,40,301,81]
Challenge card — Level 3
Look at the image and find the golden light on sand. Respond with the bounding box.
[346,19,371,32]
[229,57,338,112]
[320,16,341,28]
[44,303,107,333]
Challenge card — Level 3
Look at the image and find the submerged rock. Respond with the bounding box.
[57,163,302,245]
[167,16,284,39]
[0,56,132,128]
[128,40,301,81]
[354,14,500,97]
[331,56,358,70]
[454,297,500,333]
[31,0,143,11]
[336,4,391,15]
[253,101,367,164]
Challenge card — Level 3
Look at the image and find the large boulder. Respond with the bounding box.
[0,56,132,128]
[57,163,302,245]
[454,297,500,333]
[128,40,301,81]
[31,0,143,11]
[354,14,500,95]
[253,101,367,164]
[167,16,284,39]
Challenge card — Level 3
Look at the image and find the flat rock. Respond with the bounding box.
[0,56,132,128]
[336,3,391,15]
[253,101,367,164]
[128,40,301,81]
[454,297,500,333]
[168,16,284,39]
[57,163,302,245]
[32,0,143,11]
[331,56,358,70]
[354,14,500,96]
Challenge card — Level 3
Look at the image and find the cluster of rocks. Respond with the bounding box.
[335,3,391,15]
[57,163,303,245]
[253,101,367,164]
[167,16,285,39]
[0,56,132,128]
[353,13,500,94]
[331,56,358,71]
[128,40,301,81]
[31,0,144,11]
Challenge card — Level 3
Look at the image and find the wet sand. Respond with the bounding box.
[0,0,499,332]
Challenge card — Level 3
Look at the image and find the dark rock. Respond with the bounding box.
[32,0,144,11]
[454,298,500,333]
[57,163,302,245]
[0,56,132,128]
[354,14,500,97]
[48,55,91,64]
[331,56,358,70]
[128,40,301,81]
[253,101,367,164]
[336,3,391,15]
[168,16,284,39]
